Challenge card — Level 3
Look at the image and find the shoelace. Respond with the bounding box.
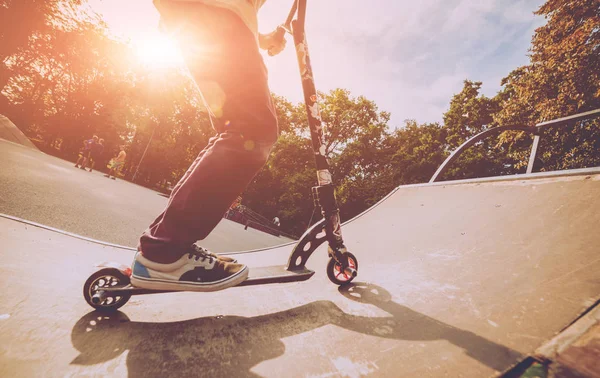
[187,245,215,263]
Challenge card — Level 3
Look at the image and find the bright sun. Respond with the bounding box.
[135,35,184,67]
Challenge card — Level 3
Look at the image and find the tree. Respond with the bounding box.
[318,89,391,220]
[387,120,448,185]
[494,0,600,171]
[437,80,526,180]
[0,0,84,105]
[243,89,393,233]
[0,0,218,189]
[443,81,499,148]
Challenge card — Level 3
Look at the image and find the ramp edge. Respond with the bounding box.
[496,297,600,378]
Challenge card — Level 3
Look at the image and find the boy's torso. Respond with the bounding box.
[157,0,266,7]
[154,0,267,36]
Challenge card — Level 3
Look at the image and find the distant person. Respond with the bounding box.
[273,216,280,228]
[105,145,127,180]
[74,140,87,168]
[86,138,105,172]
[75,135,98,169]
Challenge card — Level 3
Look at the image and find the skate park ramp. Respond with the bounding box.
[0,114,39,150]
[0,138,293,250]
[1,168,599,377]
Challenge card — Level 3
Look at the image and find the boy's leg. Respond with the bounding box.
[139,2,278,263]
[80,152,89,169]
[131,2,278,291]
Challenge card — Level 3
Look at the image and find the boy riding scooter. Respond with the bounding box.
[130,0,287,292]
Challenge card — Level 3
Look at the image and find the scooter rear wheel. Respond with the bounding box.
[83,268,131,311]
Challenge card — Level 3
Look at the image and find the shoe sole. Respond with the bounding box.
[130,266,249,292]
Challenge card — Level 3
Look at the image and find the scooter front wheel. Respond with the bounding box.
[327,252,358,286]
[83,268,131,311]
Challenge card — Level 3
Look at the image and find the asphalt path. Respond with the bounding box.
[0,139,292,252]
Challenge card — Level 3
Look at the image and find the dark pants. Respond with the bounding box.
[139,2,279,263]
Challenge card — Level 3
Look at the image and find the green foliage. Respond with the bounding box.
[387,121,448,184]
[496,0,599,125]
[536,118,600,171]
[243,90,393,234]
[493,0,600,172]
[444,81,499,148]
[243,132,315,235]
[319,89,391,220]
[440,80,507,180]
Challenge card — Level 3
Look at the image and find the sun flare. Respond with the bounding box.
[135,35,184,67]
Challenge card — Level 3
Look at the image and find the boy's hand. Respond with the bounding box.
[259,26,286,56]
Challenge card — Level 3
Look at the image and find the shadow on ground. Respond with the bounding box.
[71,283,521,377]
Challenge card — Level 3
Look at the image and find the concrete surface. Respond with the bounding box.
[0,138,293,251]
[1,170,599,377]
[550,323,600,377]
[504,300,600,377]
[528,297,600,378]
[0,115,39,150]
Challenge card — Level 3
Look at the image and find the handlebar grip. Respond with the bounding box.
[274,25,286,39]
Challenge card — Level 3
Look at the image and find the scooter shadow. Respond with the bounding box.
[71,282,522,377]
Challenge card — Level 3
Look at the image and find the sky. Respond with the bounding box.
[87,0,546,128]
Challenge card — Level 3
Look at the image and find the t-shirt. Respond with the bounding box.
[154,0,267,37]
[91,143,104,156]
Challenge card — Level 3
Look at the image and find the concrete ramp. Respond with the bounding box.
[1,169,599,377]
[0,114,38,150]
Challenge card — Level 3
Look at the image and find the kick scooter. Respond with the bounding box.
[83,0,358,311]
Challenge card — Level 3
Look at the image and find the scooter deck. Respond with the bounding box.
[102,265,314,296]
[238,265,314,286]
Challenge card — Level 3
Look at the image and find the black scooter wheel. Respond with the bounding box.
[327,252,358,286]
[83,268,131,311]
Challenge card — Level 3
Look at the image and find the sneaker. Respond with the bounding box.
[104,174,110,178]
[130,246,248,292]
[194,245,237,263]
[80,166,86,170]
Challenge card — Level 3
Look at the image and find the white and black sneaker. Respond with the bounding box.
[194,245,237,263]
[130,246,248,292]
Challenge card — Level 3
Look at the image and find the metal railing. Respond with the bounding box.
[429,108,600,183]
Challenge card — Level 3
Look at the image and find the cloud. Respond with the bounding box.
[261,0,546,128]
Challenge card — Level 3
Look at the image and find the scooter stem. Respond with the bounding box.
[290,1,346,254]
